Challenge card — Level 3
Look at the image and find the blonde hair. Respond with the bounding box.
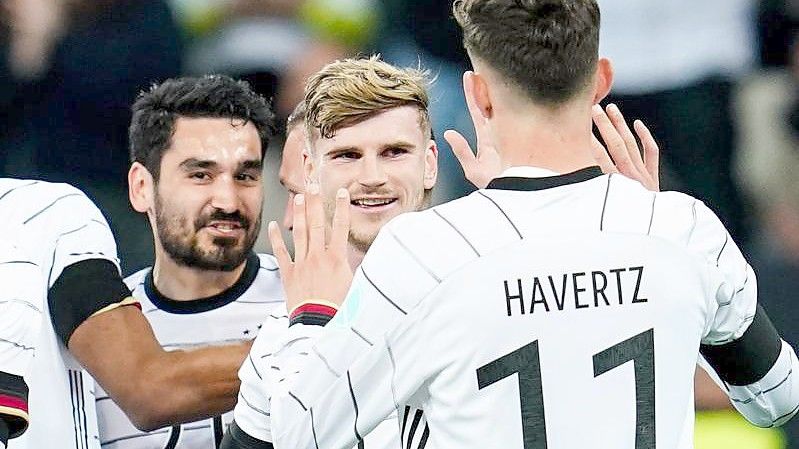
[304,55,431,144]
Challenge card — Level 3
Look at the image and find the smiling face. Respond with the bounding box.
[307,106,437,252]
[150,117,264,271]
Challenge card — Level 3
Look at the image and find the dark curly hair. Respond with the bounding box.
[129,75,275,180]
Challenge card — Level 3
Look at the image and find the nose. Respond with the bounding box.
[358,155,387,188]
[210,178,240,213]
[282,193,294,231]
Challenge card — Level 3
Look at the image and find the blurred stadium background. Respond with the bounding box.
[1,0,799,447]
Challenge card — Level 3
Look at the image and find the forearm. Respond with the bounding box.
[694,367,732,410]
[69,301,253,431]
[131,341,252,430]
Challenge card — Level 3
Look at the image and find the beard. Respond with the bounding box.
[154,193,261,272]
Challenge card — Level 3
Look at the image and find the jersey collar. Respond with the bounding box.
[144,252,261,314]
[487,165,604,191]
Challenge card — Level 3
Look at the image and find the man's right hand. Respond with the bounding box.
[268,184,353,314]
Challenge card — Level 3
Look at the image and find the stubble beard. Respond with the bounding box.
[154,193,261,272]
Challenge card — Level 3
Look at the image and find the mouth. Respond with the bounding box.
[350,197,398,212]
[203,220,246,237]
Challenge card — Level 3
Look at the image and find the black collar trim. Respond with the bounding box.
[486,166,604,191]
[144,252,260,314]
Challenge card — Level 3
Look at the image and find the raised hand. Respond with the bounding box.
[268,184,353,313]
[445,71,504,189]
[591,103,660,192]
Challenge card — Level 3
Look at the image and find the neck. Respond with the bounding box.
[494,99,597,174]
[490,86,596,173]
[347,244,366,272]
[152,250,247,301]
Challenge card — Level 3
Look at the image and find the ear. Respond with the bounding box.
[423,139,438,190]
[128,162,154,213]
[303,148,317,185]
[592,58,614,104]
[466,71,494,120]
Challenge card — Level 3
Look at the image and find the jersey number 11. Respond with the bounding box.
[476,329,655,449]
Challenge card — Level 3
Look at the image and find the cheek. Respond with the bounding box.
[243,189,264,214]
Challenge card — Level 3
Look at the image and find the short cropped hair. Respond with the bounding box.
[129,75,275,180]
[304,55,431,145]
[286,101,307,133]
[453,0,600,105]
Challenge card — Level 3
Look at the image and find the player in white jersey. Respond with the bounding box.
[224,55,663,448]
[229,62,439,449]
[94,74,285,449]
[225,1,799,448]
[4,76,274,449]
[0,239,44,449]
[97,253,284,449]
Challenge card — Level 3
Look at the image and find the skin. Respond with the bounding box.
[279,125,306,232]
[129,117,264,300]
[304,106,438,268]
[68,117,266,432]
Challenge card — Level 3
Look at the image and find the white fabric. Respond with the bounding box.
[0,240,43,380]
[1,179,121,449]
[235,171,797,448]
[96,254,285,449]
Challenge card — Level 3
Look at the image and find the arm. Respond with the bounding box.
[69,303,251,431]
[43,189,254,431]
[700,305,799,426]
[692,201,799,426]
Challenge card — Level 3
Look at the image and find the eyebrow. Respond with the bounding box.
[324,140,417,156]
[179,158,218,171]
[380,141,416,151]
[178,158,263,171]
[239,159,264,172]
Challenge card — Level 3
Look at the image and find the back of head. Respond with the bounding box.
[303,55,431,146]
[129,75,275,180]
[453,0,600,105]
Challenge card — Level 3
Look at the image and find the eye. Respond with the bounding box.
[189,171,211,181]
[236,172,260,182]
[384,147,410,157]
[332,151,360,160]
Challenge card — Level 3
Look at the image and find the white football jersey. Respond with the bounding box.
[254,167,797,449]
[96,253,285,449]
[1,179,122,449]
[0,239,44,439]
[236,309,416,449]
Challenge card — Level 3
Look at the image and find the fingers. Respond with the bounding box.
[590,133,618,174]
[305,183,326,251]
[444,129,476,176]
[292,193,307,262]
[268,221,293,272]
[329,188,350,255]
[592,104,635,176]
[634,120,661,191]
[606,104,647,177]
